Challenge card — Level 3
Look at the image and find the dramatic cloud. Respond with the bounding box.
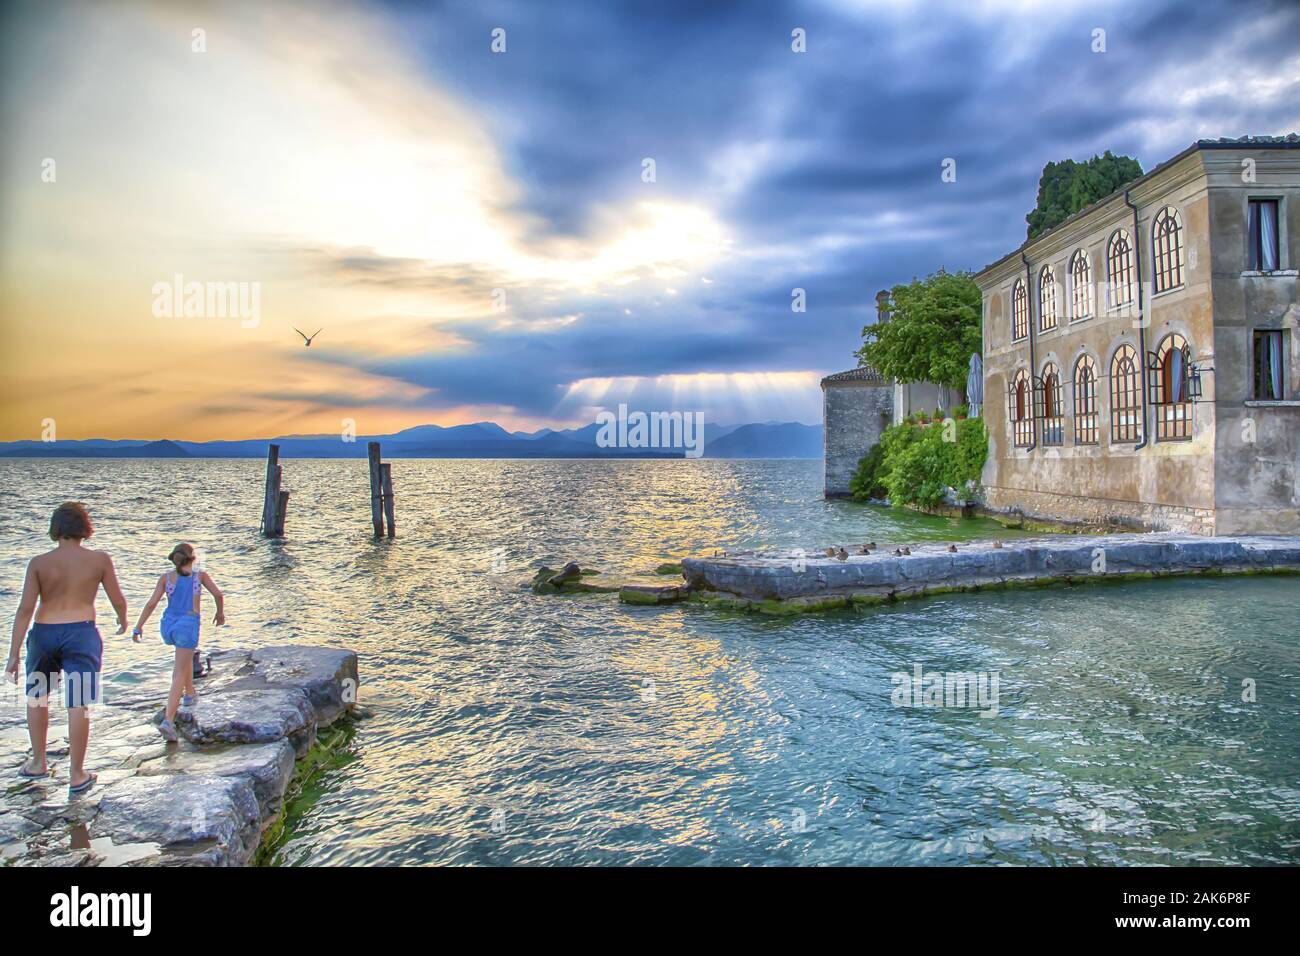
[1,0,1296,438]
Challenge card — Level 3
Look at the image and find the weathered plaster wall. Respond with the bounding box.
[892,380,951,425]
[1205,151,1300,534]
[823,381,893,497]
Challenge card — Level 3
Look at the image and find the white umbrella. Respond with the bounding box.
[966,353,984,416]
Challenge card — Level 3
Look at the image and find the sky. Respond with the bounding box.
[1,0,1297,440]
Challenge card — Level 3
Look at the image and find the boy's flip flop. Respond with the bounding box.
[18,763,50,779]
[68,773,97,795]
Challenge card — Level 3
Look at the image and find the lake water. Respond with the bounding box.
[1,458,1297,865]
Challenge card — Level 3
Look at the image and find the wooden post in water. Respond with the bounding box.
[273,488,290,537]
[261,444,281,536]
[367,442,384,537]
[380,463,396,538]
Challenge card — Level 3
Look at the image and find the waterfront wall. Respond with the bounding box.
[682,533,1300,608]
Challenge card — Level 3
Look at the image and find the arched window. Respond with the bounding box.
[1073,355,1098,445]
[1151,333,1193,441]
[1038,265,1058,332]
[1152,206,1185,293]
[1110,344,1142,443]
[1009,368,1034,447]
[1011,280,1028,341]
[1040,362,1063,446]
[1070,249,1092,320]
[1107,230,1135,309]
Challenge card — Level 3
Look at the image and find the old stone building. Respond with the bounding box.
[976,135,1300,534]
[821,365,893,497]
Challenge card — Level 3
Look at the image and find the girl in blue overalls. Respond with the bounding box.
[131,543,225,741]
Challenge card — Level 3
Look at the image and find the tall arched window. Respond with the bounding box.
[1110,344,1142,443]
[1070,249,1092,321]
[1151,333,1192,441]
[1040,362,1063,446]
[1011,280,1028,341]
[1107,230,1134,309]
[1038,265,1058,332]
[1009,368,1034,447]
[1152,206,1185,293]
[1073,354,1098,445]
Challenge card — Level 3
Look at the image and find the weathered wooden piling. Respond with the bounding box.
[367,441,385,537]
[380,462,396,538]
[273,488,289,537]
[261,444,282,537]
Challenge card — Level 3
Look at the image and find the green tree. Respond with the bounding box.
[856,269,981,394]
[1025,151,1144,239]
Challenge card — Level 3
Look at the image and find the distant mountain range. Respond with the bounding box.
[0,421,822,460]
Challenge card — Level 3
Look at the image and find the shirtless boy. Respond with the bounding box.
[5,502,127,794]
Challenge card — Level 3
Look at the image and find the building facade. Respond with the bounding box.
[976,136,1300,534]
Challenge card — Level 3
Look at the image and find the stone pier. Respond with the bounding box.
[0,644,358,866]
[681,534,1300,612]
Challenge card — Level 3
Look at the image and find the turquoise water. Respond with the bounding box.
[1,458,1296,865]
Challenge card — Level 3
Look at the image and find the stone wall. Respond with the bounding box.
[822,378,893,497]
[982,485,1216,534]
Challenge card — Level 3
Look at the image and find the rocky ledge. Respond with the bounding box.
[532,561,690,605]
[681,533,1300,613]
[0,644,358,867]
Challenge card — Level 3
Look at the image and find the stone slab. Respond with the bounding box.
[171,688,317,756]
[682,533,1300,605]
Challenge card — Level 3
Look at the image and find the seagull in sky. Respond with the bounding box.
[294,327,323,347]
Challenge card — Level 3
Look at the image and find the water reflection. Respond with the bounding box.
[0,459,1296,865]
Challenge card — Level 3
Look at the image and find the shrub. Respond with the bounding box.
[852,417,988,509]
[849,442,888,500]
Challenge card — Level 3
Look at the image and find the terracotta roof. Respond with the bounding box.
[821,366,890,387]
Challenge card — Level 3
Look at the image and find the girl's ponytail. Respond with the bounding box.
[168,542,196,575]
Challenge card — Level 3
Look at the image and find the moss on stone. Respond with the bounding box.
[654,563,684,576]
[254,717,357,867]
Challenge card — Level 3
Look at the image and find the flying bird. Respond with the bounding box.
[294,327,323,347]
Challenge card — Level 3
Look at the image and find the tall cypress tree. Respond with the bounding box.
[1025,151,1144,239]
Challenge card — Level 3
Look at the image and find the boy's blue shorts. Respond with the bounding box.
[25,621,102,708]
[161,615,201,650]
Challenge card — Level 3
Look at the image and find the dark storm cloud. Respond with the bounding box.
[347,0,1298,420]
